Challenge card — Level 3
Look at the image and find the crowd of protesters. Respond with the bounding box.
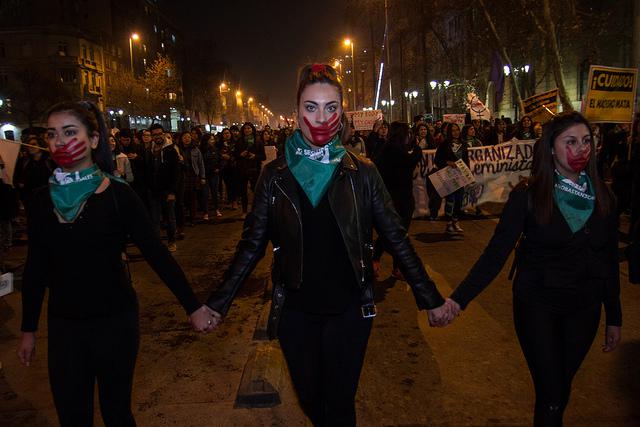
[1,112,638,265]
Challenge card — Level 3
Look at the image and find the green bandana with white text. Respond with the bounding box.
[553,170,595,234]
[285,129,346,207]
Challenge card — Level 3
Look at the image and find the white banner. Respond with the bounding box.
[442,114,466,126]
[413,139,535,216]
[0,139,21,187]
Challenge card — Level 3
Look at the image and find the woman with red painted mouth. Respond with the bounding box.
[447,112,621,425]
[17,101,217,426]
[206,64,452,426]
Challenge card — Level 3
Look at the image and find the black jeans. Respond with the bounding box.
[48,307,140,427]
[278,302,373,427]
[513,297,601,427]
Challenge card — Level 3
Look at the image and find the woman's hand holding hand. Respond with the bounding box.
[602,325,621,352]
[427,298,460,327]
[17,332,36,366]
[189,305,222,334]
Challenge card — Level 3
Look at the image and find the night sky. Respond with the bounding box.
[165,0,348,115]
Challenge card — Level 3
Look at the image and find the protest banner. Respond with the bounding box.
[442,114,466,126]
[467,92,492,121]
[345,110,383,131]
[264,145,277,165]
[0,272,13,298]
[0,139,21,187]
[583,65,638,123]
[523,89,558,123]
[428,159,475,198]
[413,138,535,215]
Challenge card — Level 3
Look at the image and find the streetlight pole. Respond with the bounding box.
[129,33,140,77]
[344,38,357,110]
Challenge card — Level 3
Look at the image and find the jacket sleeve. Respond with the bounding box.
[450,188,528,309]
[206,167,272,315]
[368,163,445,310]
[196,148,206,178]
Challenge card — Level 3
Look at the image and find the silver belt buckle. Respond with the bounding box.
[361,304,377,318]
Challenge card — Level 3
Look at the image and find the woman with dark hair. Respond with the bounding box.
[461,123,483,148]
[446,112,621,426]
[365,119,388,160]
[514,115,535,140]
[201,132,222,219]
[177,131,205,225]
[234,122,266,215]
[435,123,469,234]
[109,134,134,183]
[486,119,508,145]
[205,64,450,426]
[372,121,424,279]
[17,101,215,426]
[13,134,55,213]
[217,127,238,209]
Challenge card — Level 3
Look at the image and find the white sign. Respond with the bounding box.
[345,110,383,131]
[0,139,21,187]
[442,114,466,126]
[0,272,14,298]
[428,159,475,197]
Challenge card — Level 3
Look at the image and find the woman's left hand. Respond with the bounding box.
[602,325,621,352]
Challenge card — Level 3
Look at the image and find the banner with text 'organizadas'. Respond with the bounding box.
[412,139,535,216]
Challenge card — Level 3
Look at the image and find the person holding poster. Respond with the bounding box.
[435,123,469,234]
[205,64,451,426]
[446,112,621,426]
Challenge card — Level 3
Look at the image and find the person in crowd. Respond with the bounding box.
[139,129,152,151]
[471,119,485,143]
[365,119,388,160]
[145,124,181,252]
[261,128,275,146]
[275,128,289,157]
[533,121,543,140]
[201,132,222,219]
[444,111,621,426]
[513,115,535,140]
[435,122,449,146]
[205,64,452,426]
[435,123,468,234]
[177,131,205,225]
[17,101,217,427]
[234,122,266,215]
[345,123,366,157]
[461,124,483,148]
[118,128,149,210]
[222,126,239,209]
[13,134,55,213]
[487,118,509,145]
[414,123,431,149]
[109,135,134,183]
[372,122,424,280]
[426,124,438,149]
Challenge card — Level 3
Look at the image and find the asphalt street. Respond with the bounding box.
[1,207,638,426]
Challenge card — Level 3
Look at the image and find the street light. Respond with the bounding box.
[129,33,140,76]
[344,38,357,110]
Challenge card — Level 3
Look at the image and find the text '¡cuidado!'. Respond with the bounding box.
[591,70,635,92]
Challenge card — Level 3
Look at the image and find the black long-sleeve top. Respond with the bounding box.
[450,185,622,326]
[374,142,423,200]
[21,180,200,332]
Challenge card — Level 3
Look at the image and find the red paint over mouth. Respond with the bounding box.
[566,144,591,172]
[303,113,340,146]
[52,138,87,167]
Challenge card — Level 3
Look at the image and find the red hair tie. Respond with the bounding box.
[311,63,327,74]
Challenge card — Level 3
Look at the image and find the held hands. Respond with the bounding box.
[17,332,36,366]
[189,305,222,334]
[427,298,461,327]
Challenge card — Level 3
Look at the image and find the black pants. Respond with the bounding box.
[513,298,601,427]
[278,302,373,427]
[237,172,258,213]
[373,195,414,269]
[426,173,442,219]
[48,308,140,427]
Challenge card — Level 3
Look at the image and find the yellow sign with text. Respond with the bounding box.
[583,65,637,123]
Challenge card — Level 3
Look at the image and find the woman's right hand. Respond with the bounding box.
[18,332,36,366]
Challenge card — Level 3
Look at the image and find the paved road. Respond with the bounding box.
[1,208,638,426]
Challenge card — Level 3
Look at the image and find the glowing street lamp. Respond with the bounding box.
[343,38,357,109]
[129,33,140,76]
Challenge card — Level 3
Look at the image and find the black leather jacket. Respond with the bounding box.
[206,152,444,338]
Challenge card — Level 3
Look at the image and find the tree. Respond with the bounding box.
[106,67,147,116]
[143,54,182,117]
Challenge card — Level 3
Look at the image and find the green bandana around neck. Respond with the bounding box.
[49,164,105,222]
[553,170,595,233]
[246,135,255,148]
[285,129,346,207]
